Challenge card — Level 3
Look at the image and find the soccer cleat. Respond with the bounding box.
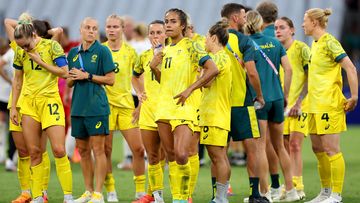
[107,191,119,202]
[279,188,300,202]
[43,194,48,203]
[135,192,147,200]
[270,186,283,201]
[249,196,271,203]
[297,190,306,200]
[188,197,193,203]
[64,194,75,203]
[305,189,331,203]
[5,158,17,171]
[88,192,104,203]
[131,194,155,203]
[318,193,342,203]
[153,191,165,203]
[74,191,92,203]
[12,192,32,203]
[30,197,44,203]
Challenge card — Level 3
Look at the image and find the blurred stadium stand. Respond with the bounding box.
[0,0,344,42]
[0,0,358,123]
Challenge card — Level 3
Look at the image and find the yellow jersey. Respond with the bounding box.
[286,40,310,110]
[103,41,138,108]
[199,49,232,130]
[192,33,206,46]
[13,38,65,97]
[133,48,159,105]
[155,37,210,121]
[308,33,347,113]
[226,29,256,107]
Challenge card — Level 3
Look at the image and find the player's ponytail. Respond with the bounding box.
[14,12,36,40]
[305,8,332,29]
[208,20,229,46]
[244,10,263,35]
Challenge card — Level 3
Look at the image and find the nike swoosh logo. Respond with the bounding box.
[203,134,208,140]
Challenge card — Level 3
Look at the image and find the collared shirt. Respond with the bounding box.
[67,40,115,116]
[262,24,275,37]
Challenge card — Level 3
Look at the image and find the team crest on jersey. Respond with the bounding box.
[91,54,98,63]
[72,55,79,62]
[327,40,343,55]
[177,50,182,55]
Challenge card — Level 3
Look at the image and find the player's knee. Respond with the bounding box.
[175,151,188,164]
[92,145,105,157]
[104,145,112,157]
[132,145,145,158]
[29,146,42,162]
[147,151,159,165]
[289,140,301,153]
[52,145,66,158]
[17,146,29,157]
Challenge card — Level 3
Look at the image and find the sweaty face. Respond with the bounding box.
[105,18,123,41]
[148,23,166,45]
[164,11,184,38]
[80,19,98,43]
[15,36,35,52]
[275,19,294,43]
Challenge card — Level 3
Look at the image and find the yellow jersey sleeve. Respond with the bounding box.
[51,40,66,61]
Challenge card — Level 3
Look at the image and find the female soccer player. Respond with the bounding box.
[245,10,299,202]
[10,20,73,203]
[132,20,168,203]
[275,16,311,200]
[5,14,67,203]
[150,8,218,203]
[103,14,146,202]
[302,8,358,203]
[200,20,232,203]
[67,17,115,203]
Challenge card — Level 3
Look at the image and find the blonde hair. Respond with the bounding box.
[14,12,35,39]
[18,12,33,24]
[244,10,263,35]
[106,14,124,27]
[305,8,332,29]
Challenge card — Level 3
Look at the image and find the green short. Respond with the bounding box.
[71,115,109,139]
[255,99,284,123]
[229,106,260,141]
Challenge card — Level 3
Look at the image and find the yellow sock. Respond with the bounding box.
[147,181,152,195]
[134,174,146,193]
[160,159,166,173]
[329,153,345,194]
[315,152,331,188]
[42,151,51,192]
[293,176,304,190]
[18,156,31,191]
[189,154,199,197]
[169,161,178,198]
[176,162,191,200]
[55,155,73,195]
[148,162,164,192]
[104,173,116,192]
[31,161,44,198]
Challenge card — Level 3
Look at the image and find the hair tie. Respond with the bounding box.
[18,19,31,25]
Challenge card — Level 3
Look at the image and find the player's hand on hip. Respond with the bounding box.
[344,96,358,112]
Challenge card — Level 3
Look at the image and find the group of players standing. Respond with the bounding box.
[3,1,358,203]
